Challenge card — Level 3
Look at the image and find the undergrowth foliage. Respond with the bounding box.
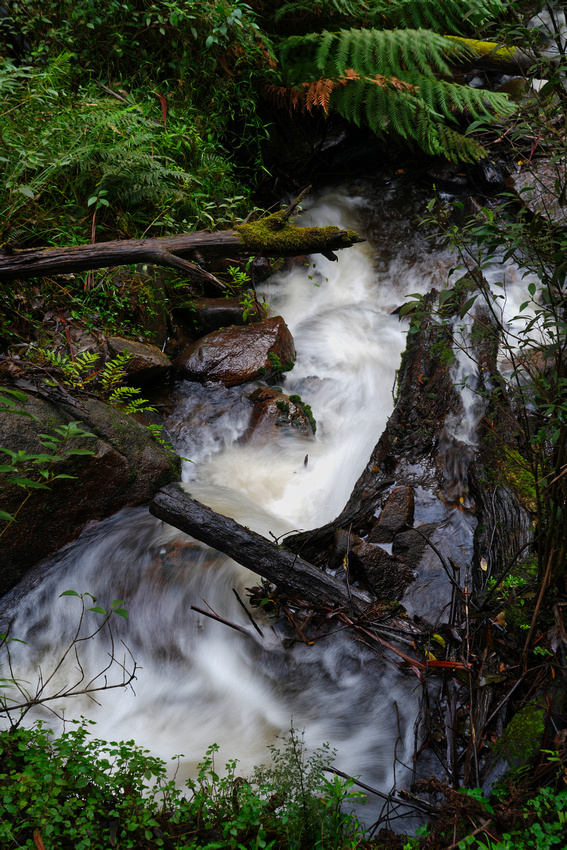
[0,723,366,849]
[0,54,250,246]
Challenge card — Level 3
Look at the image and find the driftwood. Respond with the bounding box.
[0,205,362,284]
[149,484,373,615]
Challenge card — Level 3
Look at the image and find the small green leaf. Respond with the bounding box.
[10,477,50,489]
[460,295,479,318]
[88,606,107,615]
[113,609,129,620]
[59,590,80,597]
[0,510,16,522]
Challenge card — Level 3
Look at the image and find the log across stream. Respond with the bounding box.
[0,178,535,825]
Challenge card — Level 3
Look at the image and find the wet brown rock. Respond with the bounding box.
[351,540,415,601]
[0,388,179,595]
[328,528,364,571]
[173,316,296,387]
[368,486,414,543]
[107,336,171,374]
[174,295,265,336]
[251,256,272,282]
[242,387,313,446]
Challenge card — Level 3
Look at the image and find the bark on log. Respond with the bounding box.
[149,484,373,615]
[0,215,362,283]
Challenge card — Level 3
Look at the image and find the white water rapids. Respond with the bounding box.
[0,178,538,822]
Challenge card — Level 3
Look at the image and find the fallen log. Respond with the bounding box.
[149,484,373,615]
[0,209,362,284]
[447,36,542,76]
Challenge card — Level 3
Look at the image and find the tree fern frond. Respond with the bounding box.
[367,0,506,36]
[279,28,472,81]
[274,0,369,24]
[417,77,514,122]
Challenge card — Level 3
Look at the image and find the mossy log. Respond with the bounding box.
[149,484,372,615]
[0,212,362,285]
[447,36,538,75]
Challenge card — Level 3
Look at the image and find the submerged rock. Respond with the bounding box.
[173,316,296,387]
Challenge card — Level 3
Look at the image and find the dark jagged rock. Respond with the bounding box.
[350,539,415,601]
[173,316,296,387]
[368,485,414,543]
[285,275,533,620]
[392,523,439,571]
[506,158,567,225]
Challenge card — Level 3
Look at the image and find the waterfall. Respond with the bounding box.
[0,179,466,823]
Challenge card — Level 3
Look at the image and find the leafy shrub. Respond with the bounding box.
[0,723,366,849]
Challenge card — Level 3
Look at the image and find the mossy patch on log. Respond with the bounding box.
[235,212,360,255]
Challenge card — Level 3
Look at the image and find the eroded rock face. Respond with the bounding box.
[173,316,296,387]
[242,387,314,446]
[0,388,179,595]
[507,158,567,225]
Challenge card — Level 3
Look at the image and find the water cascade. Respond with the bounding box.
[0,176,532,822]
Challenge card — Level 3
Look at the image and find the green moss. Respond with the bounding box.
[500,448,537,512]
[268,351,294,373]
[494,702,545,765]
[235,213,359,255]
[289,394,317,434]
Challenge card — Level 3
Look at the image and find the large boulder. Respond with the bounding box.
[0,386,180,595]
[173,316,296,387]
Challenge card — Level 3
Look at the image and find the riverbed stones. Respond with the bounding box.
[173,316,296,387]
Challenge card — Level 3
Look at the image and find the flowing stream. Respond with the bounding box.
[0,175,535,821]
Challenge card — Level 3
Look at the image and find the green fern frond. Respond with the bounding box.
[367,0,506,35]
[280,28,472,81]
[99,352,131,392]
[417,77,513,122]
[274,0,368,23]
